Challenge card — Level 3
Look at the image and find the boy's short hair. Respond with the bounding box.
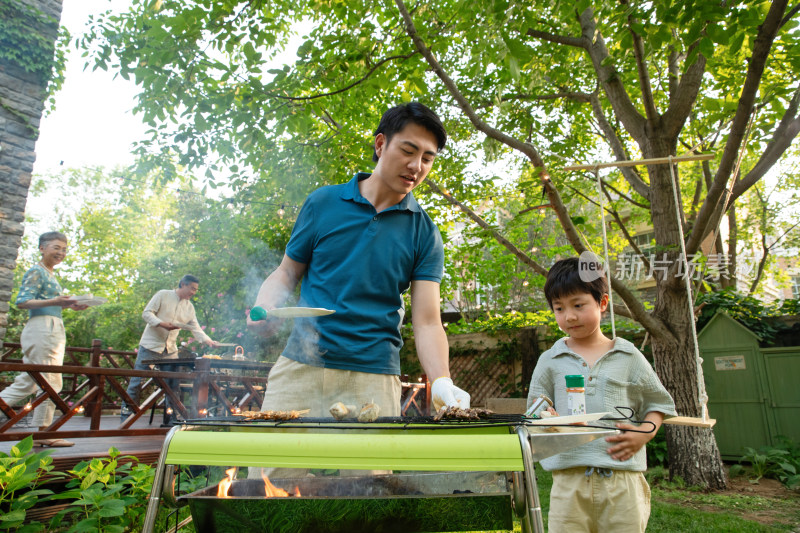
[372,102,447,162]
[39,231,67,247]
[544,257,608,308]
[179,274,200,287]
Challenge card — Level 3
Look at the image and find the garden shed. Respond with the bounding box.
[698,312,800,460]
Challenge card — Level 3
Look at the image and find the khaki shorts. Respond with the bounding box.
[548,467,650,533]
[247,356,401,480]
[259,356,402,416]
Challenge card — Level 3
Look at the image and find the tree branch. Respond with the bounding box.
[730,87,800,202]
[748,233,769,295]
[662,43,707,138]
[599,183,652,273]
[688,173,703,224]
[624,8,659,122]
[578,8,648,145]
[780,3,800,28]
[426,180,547,277]
[667,44,681,100]
[474,90,593,110]
[525,28,584,48]
[589,94,651,200]
[601,178,649,209]
[687,0,789,253]
[263,53,417,101]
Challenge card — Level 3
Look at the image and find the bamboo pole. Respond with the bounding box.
[563,153,715,171]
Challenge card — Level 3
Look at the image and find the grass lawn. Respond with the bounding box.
[460,465,799,533]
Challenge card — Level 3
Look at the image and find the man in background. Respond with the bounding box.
[121,275,219,424]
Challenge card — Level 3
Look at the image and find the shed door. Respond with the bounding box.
[702,345,771,459]
[761,348,800,444]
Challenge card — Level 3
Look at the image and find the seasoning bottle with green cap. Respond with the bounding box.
[565,375,586,415]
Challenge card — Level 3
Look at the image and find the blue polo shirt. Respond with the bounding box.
[282,172,444,374]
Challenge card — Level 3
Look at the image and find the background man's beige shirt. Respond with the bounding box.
[139,289,210,354]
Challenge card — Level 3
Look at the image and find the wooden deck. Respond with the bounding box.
[0,414,167,472]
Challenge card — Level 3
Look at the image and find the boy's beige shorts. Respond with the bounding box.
[548,467,650,532]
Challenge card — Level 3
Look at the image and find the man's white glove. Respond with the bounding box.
[431,377,471,410]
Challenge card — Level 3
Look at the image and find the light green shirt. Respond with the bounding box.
[16,264,63,319]
[527,337,676,472]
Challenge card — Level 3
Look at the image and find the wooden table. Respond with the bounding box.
[142,357,272,418]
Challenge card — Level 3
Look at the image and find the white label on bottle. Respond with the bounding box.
[567,391,586,415]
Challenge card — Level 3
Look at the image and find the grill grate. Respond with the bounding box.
[179,414,528,429]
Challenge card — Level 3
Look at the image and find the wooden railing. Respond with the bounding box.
[0,341,430,442]
[0,340,270,442]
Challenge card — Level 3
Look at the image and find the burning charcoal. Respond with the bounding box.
[329,402,358,420]
[357,402,381,422]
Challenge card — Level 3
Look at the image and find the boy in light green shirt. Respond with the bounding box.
[528,257,675,532]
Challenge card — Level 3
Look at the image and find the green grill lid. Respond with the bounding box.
[164,427,525,471]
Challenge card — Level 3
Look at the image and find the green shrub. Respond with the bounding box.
[0,436,62,532]
[732,437,800,489]
[49,447,154,532]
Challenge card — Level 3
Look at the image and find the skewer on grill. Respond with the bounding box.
[236,409,310,420]
[433,406,496,421]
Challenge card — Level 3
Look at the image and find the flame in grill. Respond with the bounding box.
[260,471,301,497]
[217,467,237,498]
[217,468,301,498]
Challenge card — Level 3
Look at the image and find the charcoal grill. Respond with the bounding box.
[143,416,617,533]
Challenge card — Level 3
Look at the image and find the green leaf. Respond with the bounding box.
[699,37,715,59]
[0,509,26,522]
[98,498,126,517]
[69,518,100,532]
[509,56,520,82]
[705,23,728,45]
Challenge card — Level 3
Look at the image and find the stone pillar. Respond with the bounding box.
[0,0,63,347]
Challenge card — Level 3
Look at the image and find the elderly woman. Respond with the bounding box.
[0,231,87,447]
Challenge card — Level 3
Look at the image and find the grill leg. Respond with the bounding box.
[516,426,545,533]
[143,425,181,533]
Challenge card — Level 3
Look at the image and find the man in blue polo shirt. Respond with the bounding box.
[248,102,469,418]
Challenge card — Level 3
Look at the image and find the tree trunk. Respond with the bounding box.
[651,265,728,489]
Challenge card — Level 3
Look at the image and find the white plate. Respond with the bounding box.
[268,307,336,318]
[71,295,107,306]
[527,411,613,425]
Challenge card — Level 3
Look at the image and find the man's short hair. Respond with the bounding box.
[372,102,447,162]
[544,257,608,308]
[39,231,67,248]
[179,274,200,287]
